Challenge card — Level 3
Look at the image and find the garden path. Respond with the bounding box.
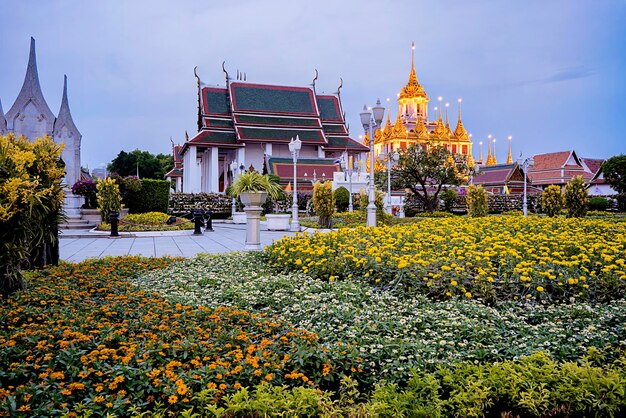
[59,224,297,262]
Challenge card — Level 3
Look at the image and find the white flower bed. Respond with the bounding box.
[134,252,626,383]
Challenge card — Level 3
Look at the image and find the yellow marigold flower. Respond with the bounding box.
[168,395,178,404]
[536,286,544,292]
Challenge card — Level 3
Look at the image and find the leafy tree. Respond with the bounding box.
[541,185,564,217]
[313,181,335,228]
[107,149,173,180]
[334,186,350,212]
[466,185,488,217]
[383,142,470,212]
[440,188,457,212]
[602,155,626,194]
[564,175,588,218]
[96,177,122,221]
[1,134,65,296]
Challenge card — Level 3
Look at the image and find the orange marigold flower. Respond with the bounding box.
[168,395,178,404]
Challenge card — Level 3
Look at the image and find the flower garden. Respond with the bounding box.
[2,216,626,416]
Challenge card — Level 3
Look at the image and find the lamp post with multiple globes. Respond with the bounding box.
[360,99,385,227]
[288,135,302,232]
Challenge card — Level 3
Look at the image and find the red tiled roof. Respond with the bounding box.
[580,158,604,175]
[531,151,572,170]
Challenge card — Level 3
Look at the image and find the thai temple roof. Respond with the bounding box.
[186,75,367,153]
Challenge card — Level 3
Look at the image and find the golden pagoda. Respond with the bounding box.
[374,42,475,170]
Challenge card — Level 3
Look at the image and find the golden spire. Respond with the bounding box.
[492,138,498,165]
[414,117,428,138]
[383,112,392,140]
[445,102,453,138]
[506,135,513,164]
[362,132,370,146]
[486,135,493,165]
[453,98,469,140]
[374,127,383,144]
[392,112,407,138]
[478,141,483,164]
[399,42,428,100]
[467,148,475,168]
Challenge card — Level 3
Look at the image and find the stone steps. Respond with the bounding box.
[59,219,96,230]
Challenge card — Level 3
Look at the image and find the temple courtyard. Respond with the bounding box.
[58,223,296,262]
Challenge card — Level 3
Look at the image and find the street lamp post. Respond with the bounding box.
[229,161,238,216]
[342,155,354,212]
[289,135,302,232]
[360,99,385,227]
[518,155,534,217]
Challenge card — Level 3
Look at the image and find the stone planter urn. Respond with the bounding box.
[265,213,291,231]
[239,191,267,250]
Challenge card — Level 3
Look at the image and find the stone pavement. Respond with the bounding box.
[59,223,298,262]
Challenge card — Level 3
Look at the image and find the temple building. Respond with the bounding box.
[1,38,82,187]
[177,67,368,193]
[368,42,476,169]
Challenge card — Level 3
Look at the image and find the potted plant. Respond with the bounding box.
[229,171,284,249]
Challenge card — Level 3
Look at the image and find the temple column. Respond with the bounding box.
[318,146,325,158]
[183,146,201,193]
[210,147,219,193]
[265,143,272,156]
[237,147,246,169]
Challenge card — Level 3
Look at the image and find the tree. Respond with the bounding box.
[564,175,588,218]
[440,188,457,212]
[466,185,488,217]
[1,134,65,296]
[313,181,335,228]
[107,149,173,180]
[384,142,470,212]
[602,155,626,194]
[541,185,564,217]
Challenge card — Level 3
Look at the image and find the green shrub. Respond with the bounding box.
[96,177,122,221]
[334,186,350,212]
[313,181,335,228]
[542,185,564,217]
[125,178,170,213]
[588,196,609,212]
[466,185,488,217]
[565,175,588,218]
[357,187,386,221]
[440,188,457,212]
[0,134,65,296]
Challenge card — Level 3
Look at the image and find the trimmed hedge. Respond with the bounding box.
[125,179,170,213]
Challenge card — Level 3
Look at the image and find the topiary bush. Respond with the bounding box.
[564,175,588,218]
[588,197,609,212]
[96,177,122,221]
[542,185,564,217]
[125,178,171,213]
[466,185,488,217]
[333,186,350,212]
[312,181,335,228]
[440,188,457,212]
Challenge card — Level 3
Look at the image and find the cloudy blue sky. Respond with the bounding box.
[1,0,624,169]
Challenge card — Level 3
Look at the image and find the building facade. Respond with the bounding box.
[178,68,368,193]
[1,38,82,187]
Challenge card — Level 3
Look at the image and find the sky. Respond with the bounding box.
[1,0,625,170]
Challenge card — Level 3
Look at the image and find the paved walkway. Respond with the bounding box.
[59,224,297,262]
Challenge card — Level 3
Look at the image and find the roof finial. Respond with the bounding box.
[507,135,513,164]
[221,61,230,83]
[336,77,343,96]
[411,41,415,70]
[312,69,319,89]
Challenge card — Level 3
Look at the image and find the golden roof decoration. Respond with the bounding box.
[431,117,446,139]
[399,42,428,100]
[467,152,475,168]
[454,119,469,140]
[392,113,408,138]
[374,127,383,144]
[414,118,429,139]
[382,113,392,140]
